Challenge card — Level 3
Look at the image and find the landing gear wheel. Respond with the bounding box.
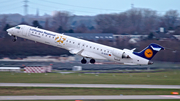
[81,58,87,64]
[90,59,96,64]
[12,39,16,42]
[12,35,17,42]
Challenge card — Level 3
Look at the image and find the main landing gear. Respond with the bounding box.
[90,59,95,64]
[12,35,17,42]
[81,58,96,64]
[81,58,87,64]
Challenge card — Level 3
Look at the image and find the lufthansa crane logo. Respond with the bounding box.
[144,49,153,58]
[54,35,67,45]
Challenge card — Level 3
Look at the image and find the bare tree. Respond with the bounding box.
[141,9,159,32]
[95,8,159,34]
[75,24,88,33]
[126,9,142,33]
[96,14,118,33]
[45,17,49,30]
[51,11,70,31]
[0,15,7,30]
[162,10,179,30]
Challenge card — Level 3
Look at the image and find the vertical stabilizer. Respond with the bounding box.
[133,43,164,60]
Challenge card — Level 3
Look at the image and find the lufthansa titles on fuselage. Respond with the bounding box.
[30,28,56,37]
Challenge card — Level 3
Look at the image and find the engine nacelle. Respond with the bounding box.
[112,49,130,58]
[112,49,123,58]
[122,52,130,58]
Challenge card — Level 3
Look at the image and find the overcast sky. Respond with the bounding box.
[0,0,180,16]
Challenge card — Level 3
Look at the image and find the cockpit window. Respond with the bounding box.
[15,26,20,29]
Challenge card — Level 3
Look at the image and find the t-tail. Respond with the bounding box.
[133,43,164,64]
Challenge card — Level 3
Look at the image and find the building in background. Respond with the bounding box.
[72,66,82,71]
[24,66,52,73]
[0,67,21,72]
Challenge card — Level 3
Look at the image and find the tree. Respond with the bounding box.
[0,16,7,30]
[141,9,159,32]
[3,24,10,31]
[147,32,154,40]
[45,18,49,30]
[75,24,88,33]
[52,11,70,31]
[32,20,43,28]
[162,10,179,30]
[95,14,118,33]
[56,26,65,33]
[95,8,159,34]
[67,29,74,33]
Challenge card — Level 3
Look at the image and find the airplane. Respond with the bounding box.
[6,25,164,65]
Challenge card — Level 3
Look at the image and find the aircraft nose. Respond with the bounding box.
[7,28,13,35]
[7,28,12,32]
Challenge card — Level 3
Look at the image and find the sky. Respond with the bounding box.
[0,0,180,16]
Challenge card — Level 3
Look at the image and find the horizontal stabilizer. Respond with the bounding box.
[150,44,163,51]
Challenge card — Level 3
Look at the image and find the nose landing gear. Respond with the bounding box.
[12,35,17,42]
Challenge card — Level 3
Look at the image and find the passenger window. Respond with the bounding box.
[49,36,51,38]
[69,41,71,43]
[107,51,109,53]
[101,49,102,51]
[42,34,44,36]
[66,40,68,42]
[97,48,99,50]
[90,46,92,48]
[104,50,106,52]
[86,45,88,47]
[73,42,75,44]
[94,47,95,49]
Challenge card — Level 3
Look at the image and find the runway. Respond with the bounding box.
[0,83,180,89]
[0,95,180,100]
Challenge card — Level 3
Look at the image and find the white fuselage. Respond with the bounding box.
[7,25,149,65]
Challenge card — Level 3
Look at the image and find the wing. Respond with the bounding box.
[69,49,106,60]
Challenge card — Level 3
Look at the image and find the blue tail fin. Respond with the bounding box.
[133,43,164,60]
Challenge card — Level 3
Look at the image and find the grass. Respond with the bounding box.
[0,70,180,85]
[0,87,180,95]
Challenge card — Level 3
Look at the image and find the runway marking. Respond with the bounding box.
[0,83,180,89]
[0,95,180,100]
[161,95,180,99]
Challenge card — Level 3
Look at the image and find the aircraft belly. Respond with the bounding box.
[82,51,107,60]
[69,48,107,60]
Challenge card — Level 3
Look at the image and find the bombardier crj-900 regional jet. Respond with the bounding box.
[7,25,164,65]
